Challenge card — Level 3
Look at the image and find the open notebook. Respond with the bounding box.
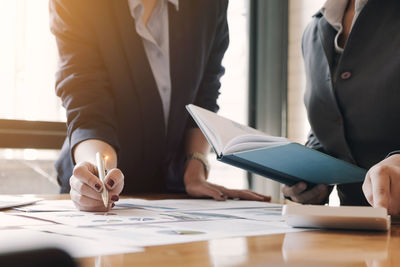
[186,104,366,186]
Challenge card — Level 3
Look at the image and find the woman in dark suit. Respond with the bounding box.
[282,0,400,215]
[50,0,269,211]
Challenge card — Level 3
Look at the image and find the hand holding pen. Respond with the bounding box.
[69,153,125,212]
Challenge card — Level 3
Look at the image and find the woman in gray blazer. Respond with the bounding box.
[282,0,400,215]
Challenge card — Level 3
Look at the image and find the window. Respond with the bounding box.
[0,1,251,193]
[288,0,340,205]
[0,0,63,122]
[287,0,325,144]
[207,0,250,190]
[0,0,62,194]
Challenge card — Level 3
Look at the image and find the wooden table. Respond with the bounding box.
[7,195,400,267]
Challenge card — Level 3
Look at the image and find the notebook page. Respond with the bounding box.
[187,105,287,155]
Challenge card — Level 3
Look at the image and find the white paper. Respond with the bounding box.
[0,195,42,210]
[85,219,301,247]
[182,207,285,222]
[116,198,282,212]
[15,199,143,212]
[2,198,301,251]
[0,213,52,229]
[17,207,251,227]
[17,208,180,227]
[13,200,76,212]
[15,198,281,213]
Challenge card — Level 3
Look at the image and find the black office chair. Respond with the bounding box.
[0,248,77,267]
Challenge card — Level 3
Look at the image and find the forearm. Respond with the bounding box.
[51,1,119,168]
[185,128,210,156]
[73,139,117,170]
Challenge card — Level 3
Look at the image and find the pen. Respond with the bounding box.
[96,152,108,208]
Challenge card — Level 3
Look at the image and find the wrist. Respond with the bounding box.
[73,139,117,169]
[184,153,210,183]
[387,151,400,159]
[184,162,205,186]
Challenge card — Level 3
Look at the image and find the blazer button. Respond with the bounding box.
[340,71,352,80]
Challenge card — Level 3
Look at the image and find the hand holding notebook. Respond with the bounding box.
[186,104,366,186]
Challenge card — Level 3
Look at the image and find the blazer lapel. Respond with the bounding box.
[112,0,166,161]
[339,0,378,62]
[317,16,337,77]
[167,2,190,143]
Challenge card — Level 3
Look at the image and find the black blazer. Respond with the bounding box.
[50,0,229,193]
[302,0,400,205]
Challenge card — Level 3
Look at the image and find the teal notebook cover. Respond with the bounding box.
[219,143,367,186]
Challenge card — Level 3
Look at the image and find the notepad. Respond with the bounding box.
[282,205,390,231]
[186,104,367,186]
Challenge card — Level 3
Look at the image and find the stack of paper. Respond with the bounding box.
[1,198,300,258]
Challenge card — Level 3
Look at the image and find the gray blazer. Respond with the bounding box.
[302,0,400,205]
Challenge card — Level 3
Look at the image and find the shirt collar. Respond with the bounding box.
[355,0,368,14]
[321,0,349,31]
[129,0,179,19]
[321,0,368,31]
[169,0,179,11]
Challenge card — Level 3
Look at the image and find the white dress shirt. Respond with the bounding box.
[128,0,179,129]
[321,0,368,53]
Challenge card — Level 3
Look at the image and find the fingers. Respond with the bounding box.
[70,178,102,201]
[369,166,390,209]
[282,182,307,199]
[250,191,272,202]
[109,182,124,202]
[104,168,124,193]
[362,174,373,206]
[186,181,227,201]
[282,183,328,204]
[70,189,110,212]
[104,168,124,203]
[73,162,103,193]
[70,187,118,212]
[296,184,329,204]
[226,190,269,201]
[214,185,270,202]
[185,179,271,202]
[390,181,400,215]
[362,155,400,215]
[70,162,124,212]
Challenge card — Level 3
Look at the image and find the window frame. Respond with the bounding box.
[0,120,66,149]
